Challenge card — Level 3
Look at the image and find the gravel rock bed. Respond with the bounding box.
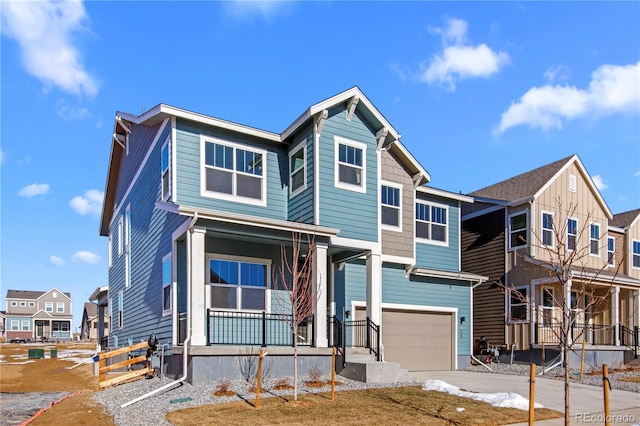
[462,362,640,393]
[93,375,420,426]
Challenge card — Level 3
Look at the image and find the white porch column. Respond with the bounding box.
[190,227,207,346]
[565,279,572,347]
[611,286,620,346]
[313,243,328,347]
[634,290,640,329]
[366,252,382,326]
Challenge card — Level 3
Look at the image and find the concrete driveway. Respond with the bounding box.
[412,370,640,426]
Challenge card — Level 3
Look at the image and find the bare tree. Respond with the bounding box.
[273,229,318,401]
[504,198,625,426]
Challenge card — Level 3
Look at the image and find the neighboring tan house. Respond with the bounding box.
[89,286,109,350]
[4,288,73,341]
[100,87,486,385]
[461,154,640,365]
[81,302,109,342]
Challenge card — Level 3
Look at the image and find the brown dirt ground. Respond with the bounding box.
[0,342,115,425]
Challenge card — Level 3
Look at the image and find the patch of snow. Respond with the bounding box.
[456,407,465,412]
[3,360,36,365]
[423,379,543,410]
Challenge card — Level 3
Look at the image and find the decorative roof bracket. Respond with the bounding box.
[314,109,328,136]
[346,95,360,121]
[113,133,126,149]
[412,172,423,188]
[115,116,131,134]
[376,127,389,151]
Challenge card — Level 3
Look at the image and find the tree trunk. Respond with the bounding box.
[293,327,298,401]
[564,342,570,426]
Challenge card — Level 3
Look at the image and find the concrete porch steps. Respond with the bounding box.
[338,348,413,384]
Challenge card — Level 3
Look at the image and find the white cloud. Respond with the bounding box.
[0,0,98,97]
[57,101,92,121]
[592,175,607,191]
[72,251,100,264]
[544,65,570,83]
[18,183,50,198]
[635,169,640,177]
[496,61,640,134]
[69,189,104,216]
[221,1,292,21]
[420,17,509,91]
[0,148,6,165]
[49,255,65,266]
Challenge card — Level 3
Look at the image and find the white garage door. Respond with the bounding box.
[356,307,454,371]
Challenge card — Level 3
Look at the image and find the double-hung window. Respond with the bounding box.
[567,218,577,251]
[162,253,172,316]
[10,320,19,330]
[21,320,30,331]
[118,291,124,329]
[607,237,615,266]
[57,302,64,313]
[590,223,600,256]
[202,138,266,205]
[289,141,306,196]
[509,212,528,249]
[381,183,401,230]
[541,212,554,247]
[334,137,366,192]
[161,137,171,201]
[509,286,528,321]
[207,256,269,311]
[45,302,53,312]
[415,202,447,244]
[632,240,640,269]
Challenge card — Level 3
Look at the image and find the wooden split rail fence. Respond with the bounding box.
[98,341,152,389]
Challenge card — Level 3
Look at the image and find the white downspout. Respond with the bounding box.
[121,212,198,408]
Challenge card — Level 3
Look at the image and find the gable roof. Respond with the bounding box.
[83,302,98,318]
[6,289,72,300]
[470,154,612,218]
[610,208,640,229]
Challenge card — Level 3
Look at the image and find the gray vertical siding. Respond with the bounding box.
[175,119,288,220]
[317,107,378,241]
[415,193,460,272]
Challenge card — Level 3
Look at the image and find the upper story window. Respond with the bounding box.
[567,218,577,251]
[125,205,131,288]
[289,140,306,196]
[589,223,600,256]
[57,302,64,313]
[509,212,528,249]
[415,202,448,245]
[334,137,366,193]
[207,255,269,311]
[118,216,123,256]
[632,240,640,269]
[29,302,34,307]
[381,183,402,231]
[541,212,554,247]
[10,301,17,307]
[45,302,53,312]
[569,174,577,193]
[607,237,615,266]
[20,301,26,307]
[162,253,172,316]
[509,286,529,322]
[161,137,171,201]
[202,138,266,205]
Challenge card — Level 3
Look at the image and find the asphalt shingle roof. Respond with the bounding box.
[610,208,640,229]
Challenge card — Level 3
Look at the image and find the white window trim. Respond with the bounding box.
[200,136,268,207]
[118,216,123,256]
[108,233,112,268]
[10,320,19,330]
[567,217,578,252]
[118,291,124,330]
[108,297,113,332]
[57,302,64,313]
[632,239,640,270]
[380,181,403,232]
[205,253,272,313]
[21,320,30,331]
[541,211,554,248]
[20,301,26,307]
[29,302,34,307]
[607,237,615,267]
[289,139,307,197]
[161,136,171,202]
[415,200,449,247]
[125,204,131,288]
[10,301,17,307]
[569,174,577,193]
[45,302,53,312]
[589,222,601,257]
[125,133,130,156]
[508,211,529,250]
[162,253,172,316]
[334,136,367,194]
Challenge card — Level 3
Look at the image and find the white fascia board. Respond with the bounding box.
[608,225,626,233]
[471,196,510,206]
[417,186,473,203]
[39,288,71,301]
[89,286,109,301]
[331,236,381,254]
[570,270,640,288]
[411,267,488,284]
[461,204,506,221]
[508,196,535,207]
[118,105,282,143]
[176,205,340,237]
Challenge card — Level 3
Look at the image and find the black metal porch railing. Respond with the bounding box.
[343,316,380,361]
[620,325,639,358]
[329,315,346,367]
[206,309,314,347]
[535,322,616,345]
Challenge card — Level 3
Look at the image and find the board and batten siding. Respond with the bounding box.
[461,208,507,346]
[382,263,471,356]
[380,149,414,258]
[108,121,181,347]
[415,194,460,272]
[286,123,315,224]
[317,106,378,242]
[174,119,288,221]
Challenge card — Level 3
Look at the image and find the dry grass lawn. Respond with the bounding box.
[167,386,562,426]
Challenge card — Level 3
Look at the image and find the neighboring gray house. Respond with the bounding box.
[4,288,73,341]
[100,87,486,384]
[81,302,109,342]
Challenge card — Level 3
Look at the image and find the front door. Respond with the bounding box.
[36,321,45,338]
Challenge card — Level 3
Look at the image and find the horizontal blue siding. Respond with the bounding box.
[175,119,287,220]
[415,195,460,272]
[318,107,378,241]
[287,123,314,224]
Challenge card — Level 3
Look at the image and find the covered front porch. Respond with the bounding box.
[33,312,72,341]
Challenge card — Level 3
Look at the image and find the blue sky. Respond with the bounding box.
[1,1,639,330]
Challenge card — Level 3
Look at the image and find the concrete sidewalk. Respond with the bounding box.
[412,370,640,425]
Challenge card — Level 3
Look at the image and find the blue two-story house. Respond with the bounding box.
[100,87,486,384]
